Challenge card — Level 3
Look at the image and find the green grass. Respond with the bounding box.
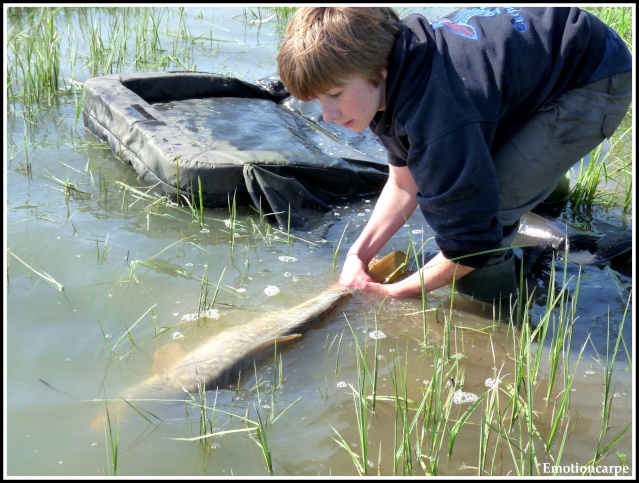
[6,6,632,211]
[327,239,632,476]
[7,248,65,292]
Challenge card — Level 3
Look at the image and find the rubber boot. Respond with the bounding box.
[532,173,571,217]
[543,173,571,204]
[454,250,518,303]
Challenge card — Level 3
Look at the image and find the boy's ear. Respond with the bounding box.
[380,68,388,81]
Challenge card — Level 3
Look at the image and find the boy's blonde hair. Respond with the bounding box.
[277,7,401,101]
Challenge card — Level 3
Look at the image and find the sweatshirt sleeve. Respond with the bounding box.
[407,121,505,267]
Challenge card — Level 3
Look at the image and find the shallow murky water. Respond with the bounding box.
[5,6,634,477]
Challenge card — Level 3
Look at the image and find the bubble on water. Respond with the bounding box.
[172,332,184,340]
[336,381,348,388]
[278,256,298,263]
[484,377,499,388]
[283,272,292,277]
[452,390,479,405]
[264,285,280,296]
[412,229,423,234]
[200,228,210,234]
[369,330,387,340]
[450,352,465,360]
[211,443,221,449]
[584,370,596,375]
[357,213,366,217]
[181,308,221,321]
[235,287,246,293]
[201,308,220,319]
[185,263,193,267]
[224,219,232,227]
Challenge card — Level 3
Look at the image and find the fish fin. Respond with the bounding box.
[567,250,597,265]
[254,333,303,352]
[152,343,186,374]
[367,251,407,284]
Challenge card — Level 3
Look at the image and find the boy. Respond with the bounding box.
[277,7,632,301]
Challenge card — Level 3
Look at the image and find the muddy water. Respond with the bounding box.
[5,6,633,477]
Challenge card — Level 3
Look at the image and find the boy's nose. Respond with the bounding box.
[318,99,338,123]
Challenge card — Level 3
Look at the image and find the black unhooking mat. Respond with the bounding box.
[82,71,389,228]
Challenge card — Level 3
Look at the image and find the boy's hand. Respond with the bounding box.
[339,254,373,289]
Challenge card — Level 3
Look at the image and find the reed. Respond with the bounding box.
[586,295,632,470]
[333,317,379,475]
[386,347,414,474]
[177,176,206,230]
[252,404,274,475]
[327,222,632,476]
[7,249,65,292]
[101,395,120,476]
[6,7,63,118]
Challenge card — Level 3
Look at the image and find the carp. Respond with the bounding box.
[119,251,407,398]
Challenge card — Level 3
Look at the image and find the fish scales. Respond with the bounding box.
[124,286,354,396]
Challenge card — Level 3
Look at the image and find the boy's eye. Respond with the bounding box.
[329,91,341,98]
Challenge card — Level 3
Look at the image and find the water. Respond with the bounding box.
[5,6,634,477]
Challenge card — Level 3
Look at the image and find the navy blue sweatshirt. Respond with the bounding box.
[370,7,631,267]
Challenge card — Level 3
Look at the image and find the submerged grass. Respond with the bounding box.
[7,249,65,292]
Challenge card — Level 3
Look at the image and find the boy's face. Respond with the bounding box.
[315,71,387,133]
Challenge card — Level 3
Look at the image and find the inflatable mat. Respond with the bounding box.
[82,71,389,228]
